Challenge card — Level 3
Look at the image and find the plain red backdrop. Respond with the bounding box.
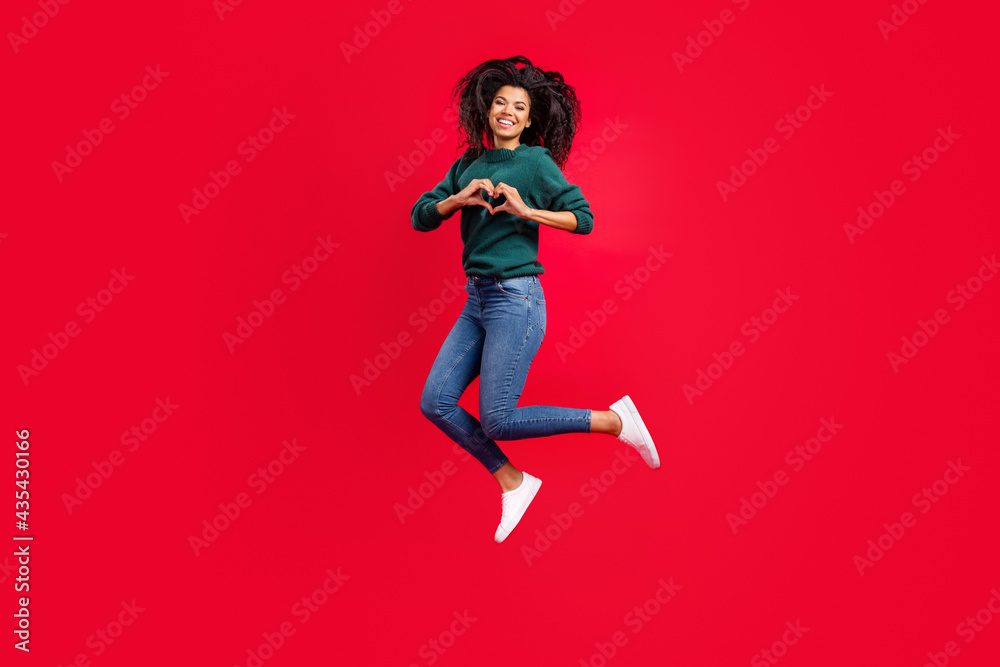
[5,0,999,665]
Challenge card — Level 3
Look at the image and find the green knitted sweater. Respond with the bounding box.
[410,144,593,278]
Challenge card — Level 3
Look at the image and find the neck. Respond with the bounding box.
[492,134,520,151]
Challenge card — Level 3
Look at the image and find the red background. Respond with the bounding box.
[5,0,999,665]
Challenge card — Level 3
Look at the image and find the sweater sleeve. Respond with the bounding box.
[411,157,464,232]
[531,148,594,235]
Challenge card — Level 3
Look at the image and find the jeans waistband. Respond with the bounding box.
[467,275,540,285]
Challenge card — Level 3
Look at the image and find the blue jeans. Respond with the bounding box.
[420,275,592,473]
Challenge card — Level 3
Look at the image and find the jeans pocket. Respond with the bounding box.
[497,279,530,299]
[534,299,546,334]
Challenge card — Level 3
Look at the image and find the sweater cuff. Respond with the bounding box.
[418,199,446,229]
[570,212,594,235]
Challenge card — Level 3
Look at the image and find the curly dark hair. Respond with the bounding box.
[449,55,582,169]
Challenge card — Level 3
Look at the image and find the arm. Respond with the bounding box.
[524,208,580,232]
[435,196,463,217]
[411,159,499,230]
[411,158,464,232]
[530,149,594,235]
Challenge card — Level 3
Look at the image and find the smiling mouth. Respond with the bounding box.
[497,118,514,128]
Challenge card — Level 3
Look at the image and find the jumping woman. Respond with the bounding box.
[411,55,659,543]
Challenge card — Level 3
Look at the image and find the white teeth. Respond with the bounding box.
[498,119,513,127]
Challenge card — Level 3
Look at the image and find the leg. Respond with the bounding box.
[420,290,511,474]
[477,277,592,441]
[475,276,658,470]
[420,281,544,543]
[490,411,623,492]
[492,462,523,493]
[590,410,623,435]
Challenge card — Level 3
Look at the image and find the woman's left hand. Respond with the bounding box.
[490,183,534,220]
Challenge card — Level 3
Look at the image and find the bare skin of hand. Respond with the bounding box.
[489,182,533,218]
[436,178,500,216]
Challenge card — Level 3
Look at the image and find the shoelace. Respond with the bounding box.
[499,492,517,521]
[500,483,531,524]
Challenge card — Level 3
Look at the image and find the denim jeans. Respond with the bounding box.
[420,275,592,473]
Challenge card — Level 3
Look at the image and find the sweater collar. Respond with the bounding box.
[483,143,527,163]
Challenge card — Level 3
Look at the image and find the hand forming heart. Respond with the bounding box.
[455,178,533,220]
[488,183,532,218]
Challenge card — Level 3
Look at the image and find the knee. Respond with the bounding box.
[481,414,505,441]
[419,389,440,422]
[420,384,456,424]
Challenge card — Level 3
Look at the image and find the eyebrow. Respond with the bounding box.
[495,96,527,105]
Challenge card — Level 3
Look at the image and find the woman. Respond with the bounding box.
[411,56,658,544]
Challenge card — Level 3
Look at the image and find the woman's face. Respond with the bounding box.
[489,85,530,143]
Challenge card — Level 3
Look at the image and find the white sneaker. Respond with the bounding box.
[494,472,542,543]
[609,395,660,469]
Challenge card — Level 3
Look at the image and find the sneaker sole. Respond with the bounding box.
[495,476,542,544]
[622,395,660,469]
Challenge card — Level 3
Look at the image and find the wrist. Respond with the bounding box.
[437,195,459,216]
